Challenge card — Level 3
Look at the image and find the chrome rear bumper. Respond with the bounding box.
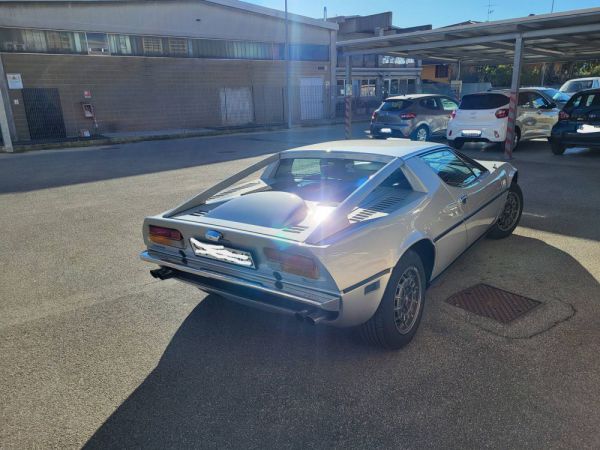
[140,250,341,315]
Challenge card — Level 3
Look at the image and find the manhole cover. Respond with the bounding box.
[445,284,541,323]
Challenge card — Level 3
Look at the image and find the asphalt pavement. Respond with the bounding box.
[1,124,599,449]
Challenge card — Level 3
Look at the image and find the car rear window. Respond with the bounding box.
[566,92,600,109]
[459,94,509,110]
[380,99,413,111]
[561,80,594,93]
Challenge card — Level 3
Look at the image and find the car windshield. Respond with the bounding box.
[541,88,571,102]
[459,94,509,110]
[560,80,594,93]
[380,99,413,111]
[272,157,385,202]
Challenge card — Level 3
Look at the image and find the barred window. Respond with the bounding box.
[168,38,188,56]
[22,30,47,52]
[142,36,163,55]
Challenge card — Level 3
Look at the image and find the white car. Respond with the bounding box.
[141,140,522,349]
[447,90,559,150]
[559,77,600,97]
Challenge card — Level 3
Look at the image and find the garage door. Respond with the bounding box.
[22,88,67,140]
[220,87,254,126]
[300,77,324,121]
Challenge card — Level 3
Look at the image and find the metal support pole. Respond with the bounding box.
[540,63,547,86]
[415,59,423,94]
[0,87,13,152]
[285,0,292,129]
[0,55,16,152]
[504,35,523,160]
[344,55,352,139]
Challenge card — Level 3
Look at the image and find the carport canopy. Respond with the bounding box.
[337,7,600,157]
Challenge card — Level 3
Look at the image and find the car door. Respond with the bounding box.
[517,92,538,138]
[419,97,443,134]
[529,92,559,136]
[438,97,459,132]
[410,154,468,275]
[421,149,505,247]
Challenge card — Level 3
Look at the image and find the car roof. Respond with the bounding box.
[282,139,443,160]
[385,94,439,100]
[570,88,600,95]
[563,77,600,82]
[467,91,509,97]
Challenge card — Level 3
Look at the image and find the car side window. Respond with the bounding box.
[420,97,439,110]
[420,149,479,188]
[530,94,549,109]
[440,97,458,111]
[518,92,537,108]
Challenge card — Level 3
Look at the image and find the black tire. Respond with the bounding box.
[513,127,521,151]
[550,138,566,155]
[496,127,521,152]
[359,250,426,350]
[449,139,464,150]
[488,183,523,239]
[411,125,430,142]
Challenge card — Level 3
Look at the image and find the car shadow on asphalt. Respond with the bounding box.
[83,235,600,449]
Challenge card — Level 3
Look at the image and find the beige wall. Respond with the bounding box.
[0,0,333,45]
[3,53,330,140]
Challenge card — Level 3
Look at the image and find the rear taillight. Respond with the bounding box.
[450,110,456,119]
[558,110,570,121]
[264,248,319,279]
[495,108,509,119]
[371,111,378,121]
[149,225,184,247]
[400,112,417,120]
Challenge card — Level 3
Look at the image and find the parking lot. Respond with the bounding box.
[1,124,599,448]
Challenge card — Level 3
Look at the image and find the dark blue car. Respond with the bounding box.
[550,89,600,155]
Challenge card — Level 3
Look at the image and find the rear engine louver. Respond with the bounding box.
[281,225,309,234]
[210,181,262,199]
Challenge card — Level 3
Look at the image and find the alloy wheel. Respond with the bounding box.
[497,191,520,232]
[393,266,422,334]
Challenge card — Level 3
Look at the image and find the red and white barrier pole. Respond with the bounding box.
[344,55,352,140]
[504,36,523,160]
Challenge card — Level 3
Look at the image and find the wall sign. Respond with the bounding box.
[7,73,23,90]
[83,90,92,99]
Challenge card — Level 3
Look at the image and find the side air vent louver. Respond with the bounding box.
[349,194,407,223]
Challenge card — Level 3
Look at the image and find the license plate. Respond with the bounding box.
[461,129,482,137]
[577,124,600,134]
[189,237,255,268]
[380,127,392,133]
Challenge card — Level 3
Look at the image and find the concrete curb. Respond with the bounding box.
[2,119,371,153]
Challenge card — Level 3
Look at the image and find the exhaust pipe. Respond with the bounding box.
[295,309,311,322]
[305,310,332,326]
[150,267,174,280]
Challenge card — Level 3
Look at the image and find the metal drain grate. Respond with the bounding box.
[445,284,541,323]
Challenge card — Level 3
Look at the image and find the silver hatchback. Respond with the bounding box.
[370,94,459,141]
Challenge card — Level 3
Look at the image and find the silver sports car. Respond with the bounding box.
[141,140,523,349]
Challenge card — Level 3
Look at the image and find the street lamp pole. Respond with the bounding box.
[285,0,292,128]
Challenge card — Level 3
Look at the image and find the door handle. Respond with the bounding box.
[459,194,468,205]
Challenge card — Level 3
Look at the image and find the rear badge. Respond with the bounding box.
[205,230,223,242]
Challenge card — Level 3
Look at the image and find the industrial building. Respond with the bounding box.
[328,12,456,116]
[0,0,338,142]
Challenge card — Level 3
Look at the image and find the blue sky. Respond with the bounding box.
[249,0,600,28]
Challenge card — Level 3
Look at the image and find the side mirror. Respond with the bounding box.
[548,102,557,109]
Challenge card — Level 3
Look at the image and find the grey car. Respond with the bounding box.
[370,94,459,141]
